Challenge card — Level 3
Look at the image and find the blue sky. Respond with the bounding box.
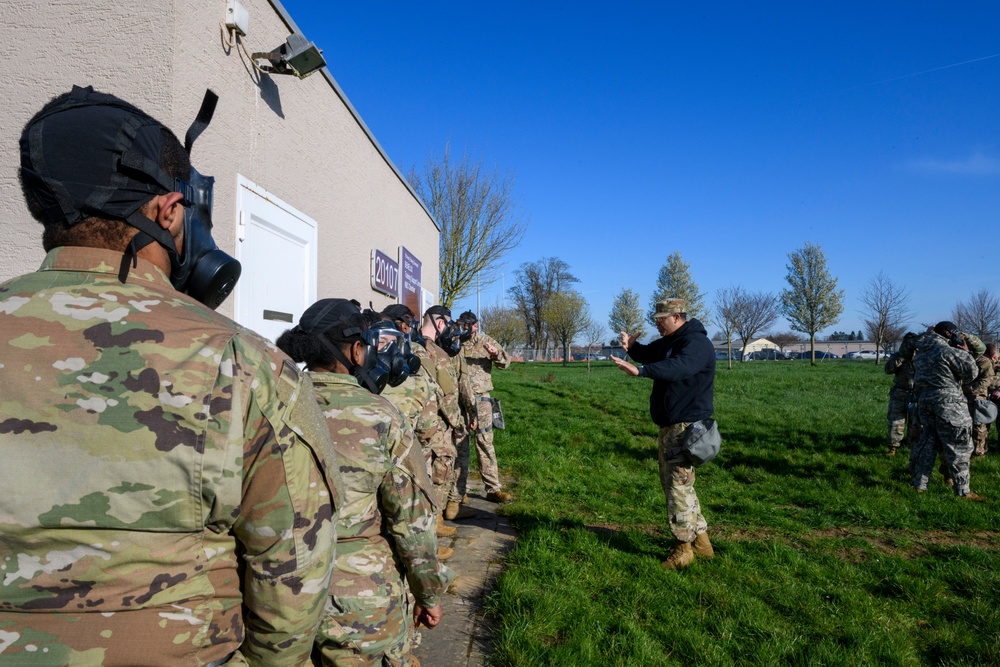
[281,1,1000,340]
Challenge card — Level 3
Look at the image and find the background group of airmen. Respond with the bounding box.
[0,86,510,667]
[884,322,996,499]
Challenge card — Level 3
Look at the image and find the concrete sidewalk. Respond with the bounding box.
[413,478,517,667]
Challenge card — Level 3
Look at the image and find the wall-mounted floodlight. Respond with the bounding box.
[252,33,325,79]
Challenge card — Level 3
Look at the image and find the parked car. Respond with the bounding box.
[715,351,740,360]
[746,349,790,361]
[792,351,839,359]
[845,350,878,360]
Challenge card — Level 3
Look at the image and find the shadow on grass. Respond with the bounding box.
[506,511,673,561]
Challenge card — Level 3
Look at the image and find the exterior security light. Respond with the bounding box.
[252,33,325,79]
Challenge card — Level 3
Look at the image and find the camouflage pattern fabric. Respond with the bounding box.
[309,373,452,667]
[462,332,509,395]
[0,247,339,667]
[658,423,708,543]
[887,385,912,449]
[964,354,994,456]
[910,331,978,495]
[456,332,510,494]
[422,340,461,507]
[449,349,478,504]
[380,351,440,479]
[884,352,917,451]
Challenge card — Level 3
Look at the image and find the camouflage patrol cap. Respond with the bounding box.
[652,298,686,319]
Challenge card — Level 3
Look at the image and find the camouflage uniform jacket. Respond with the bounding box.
[883,352,915,389]
[424,339,464,432]
[452,347,477,416]
[461,332,509,395]
[380,351,440,452]
[310,373,452,608]
[913,330,978,403]
[964,354,995,399]
[0,247,340,667]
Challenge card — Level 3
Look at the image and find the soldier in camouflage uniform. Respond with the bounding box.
[884,333,919,455]
[964,343,997,457]
[380,306,440,476]
[276,299,452,667]
[612,299,716,570]
[0,87,340,666]
[418,307,468,528]
[910,322,981,498]
[455,311,514,504]
[445,324,480,521]
[379,305,459,543]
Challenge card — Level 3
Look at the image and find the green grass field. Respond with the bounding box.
[485,361,1000,667]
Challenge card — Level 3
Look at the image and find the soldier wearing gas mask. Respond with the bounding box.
[417,306,476,536]
[1,86,340,665]
[276,299,452,665]
[379,306,459,546]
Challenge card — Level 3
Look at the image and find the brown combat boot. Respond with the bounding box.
[436,515,457,537]
[486,490,513,503]
[437,546,455,561]
[661,541,694,570]
[961,492,986,501]
[692,532,714,559]
[444,501,476,521]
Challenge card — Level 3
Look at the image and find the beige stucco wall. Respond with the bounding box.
[1,0,438,316]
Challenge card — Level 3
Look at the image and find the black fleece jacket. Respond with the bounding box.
[626,318,715,427]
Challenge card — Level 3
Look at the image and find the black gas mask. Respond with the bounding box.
[368,322,421,388]
[171,167,241,309]
[356,327,384,393]
[435,316,466,357]
[458,318,474,343]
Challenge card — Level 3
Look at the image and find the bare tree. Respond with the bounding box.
[408,144,527,308]
[768,331,804,354]
[648,251,710,325]
[882,323,908,353]
[859,272,914,364]
[584,320,607,372]
[543,291,590,367]
[508,257,578,357]
[480,302,526,350]
[609,287,647,340]
[730,289,781,361]
[953,288,1000,343]
[781,243,845,365]
[714,286,743,369]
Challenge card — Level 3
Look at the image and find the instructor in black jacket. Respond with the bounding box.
[612,298,716,570]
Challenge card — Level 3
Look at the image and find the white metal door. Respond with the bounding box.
[233,176,318,343]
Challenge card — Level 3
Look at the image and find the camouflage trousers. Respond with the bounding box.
[887,386,918,450]
[967,399,990,456]
[451,396,503,501]
[912,396,973,495]
[658,422,708,543]
[312,589,415,667]
[430,427,457,509]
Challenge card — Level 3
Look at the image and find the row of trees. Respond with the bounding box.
[410,146,1000,367]
[608,243,848,365]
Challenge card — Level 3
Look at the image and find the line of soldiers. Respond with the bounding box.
[0,86,512,666]
[885,322,994,498]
